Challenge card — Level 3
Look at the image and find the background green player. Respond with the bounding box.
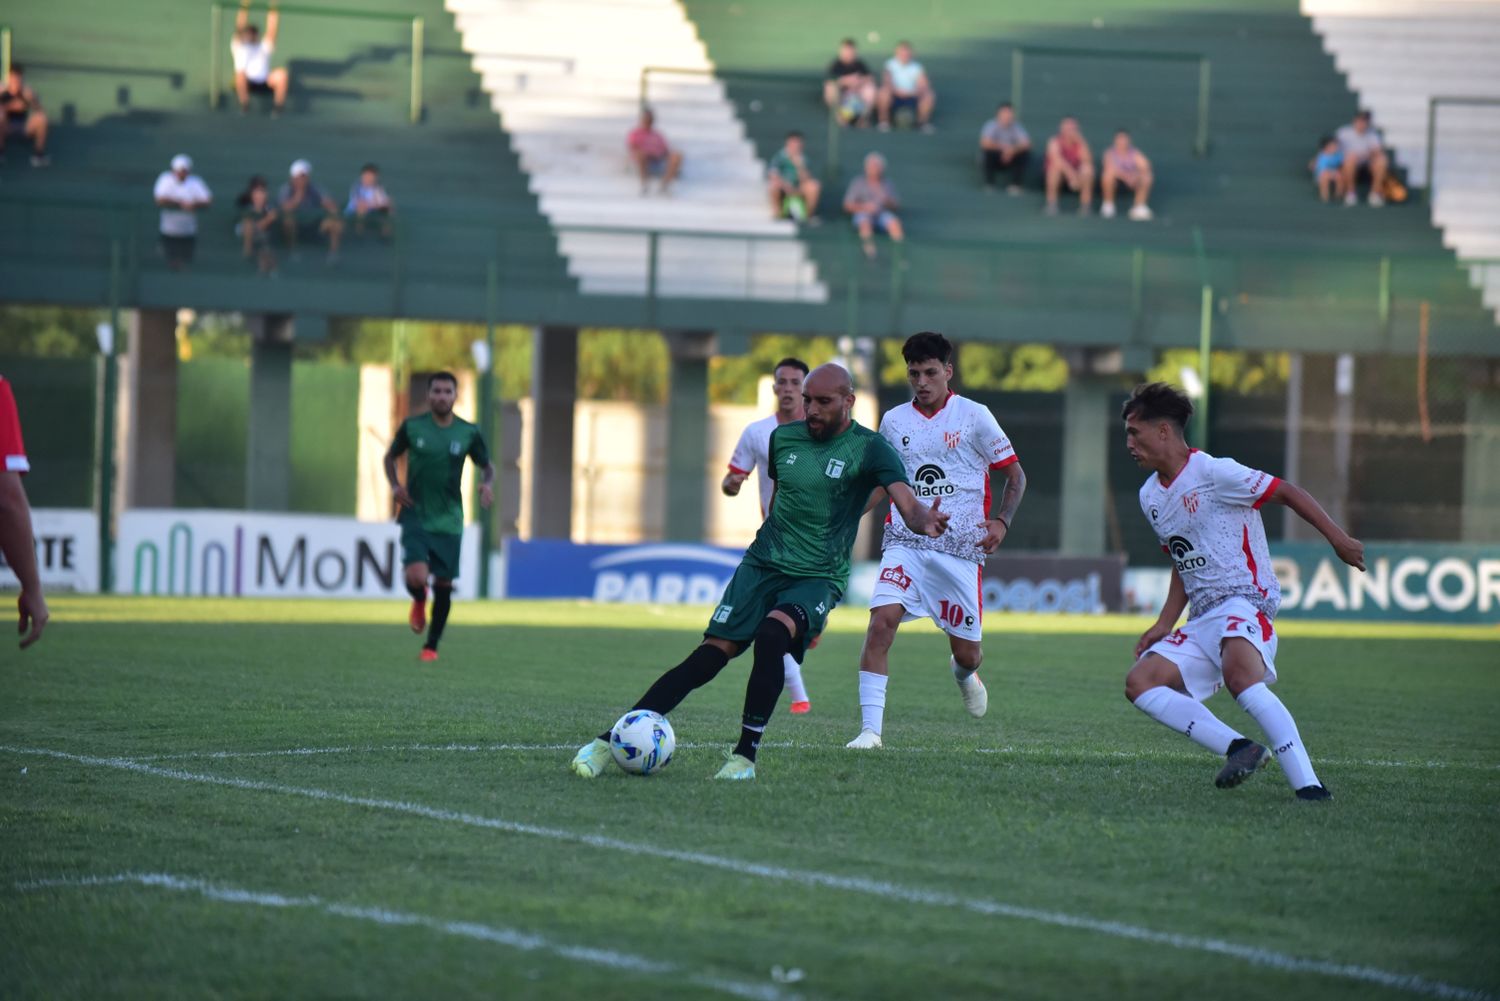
[571,364,950,781]
[383,371,494,662]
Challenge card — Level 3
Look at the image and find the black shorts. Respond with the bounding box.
[246,79,274,95]
[160,235,196,266]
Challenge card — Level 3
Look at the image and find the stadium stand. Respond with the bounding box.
[1303,0,1500,315]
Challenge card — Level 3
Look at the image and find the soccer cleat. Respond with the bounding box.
[713,752,756,780]
[845,729,883,750]
[419,648,439,663]
[408,598,426,633]
[789,701,811,715]
[1215,738,1271,788]
[1295,784,1333,801]
[957,673,988,718]
[570,738,612,779]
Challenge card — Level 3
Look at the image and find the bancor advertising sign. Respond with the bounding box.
[119,510,479,599]
[503,538,743,603]
[1272,542,1500,623]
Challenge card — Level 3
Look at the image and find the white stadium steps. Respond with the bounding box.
[1303,0,1500,319]
[445,0,827,303]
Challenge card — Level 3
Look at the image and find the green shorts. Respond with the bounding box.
[705,561,837,655]
[400,518,461,581]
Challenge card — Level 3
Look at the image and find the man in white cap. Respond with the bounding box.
[278,158,343,261]
[152,155,212,271]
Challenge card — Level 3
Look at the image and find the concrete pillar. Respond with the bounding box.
[246,313,294,511]
[119,308,178,509]
[665,331,713,543]
[1284,354,1354,540]
[1461,365,1500,542]
[1059,374,1111,556]
[529,325,577,539]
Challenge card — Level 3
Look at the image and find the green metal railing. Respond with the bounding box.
[208,1,423,123]
[1424,95,1500,200]
[0,25,11,83]
[1011,45,1212,157]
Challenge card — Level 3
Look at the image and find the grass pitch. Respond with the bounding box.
[2,597,1497,1000]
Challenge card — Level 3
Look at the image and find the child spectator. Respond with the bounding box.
[1100,129,1154,221]
[1336,111,1388,207]
[346,163,394,239]
[1311,135,1346,203]
[824,39,875,128]
[1044,116,1095,216]
[878,42,935,133]
[235,176,279,275]
[627,108,683,195]
[766,131,822,223]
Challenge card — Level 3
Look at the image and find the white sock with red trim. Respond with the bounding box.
[951,655,978,683]
[858,671,887,735]
[782,653,809,703]
[1133,686,1242,754]
[1236,682,1320,789]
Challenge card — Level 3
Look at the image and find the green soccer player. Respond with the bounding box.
[384,371,494,662]
[571,364,949,780]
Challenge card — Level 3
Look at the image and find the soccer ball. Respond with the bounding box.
[609,710,676,775]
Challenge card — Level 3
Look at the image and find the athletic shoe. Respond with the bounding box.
[570,738,612,778]
[1215,738,1270,788]
[1100,201,1117,219]
[713,752,756,780]
[408,598,426,633]
[30,154,50,168]
[845,729,882,750]
[1343,191,1357,207]
[419,648,439,663]
[957,673,988,718]
[1006,184,1022,196]
[1295,784,1333,801]
[1368,192,1385,207]
[789,701,811,715]
[1129,204,1153,221]
[1044,202,1059,217]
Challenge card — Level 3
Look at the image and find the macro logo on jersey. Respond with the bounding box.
[1167,535,1207,571]
[911,464,955,497]
[879,564,913,591]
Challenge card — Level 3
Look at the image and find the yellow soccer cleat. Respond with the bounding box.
[712,752,756,781]
[570,738,612,778]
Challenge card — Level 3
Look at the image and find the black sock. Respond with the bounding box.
[424,583,452,650]
[406,580,426,602]
[733,618,792,761]
[599,644,732,742]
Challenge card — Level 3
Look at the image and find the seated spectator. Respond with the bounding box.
[235,176,279,275]
[153,155,213,272]
[767,131,821,224]
[1044,116,1094,216]
[1336,111,1388,207]
[1310,135,1346,204]
[346,162,394,239]
[0,64,50,166]
[278,159,344,262]
[824,39,875,128]
[979,102,1030,194]
[627,108,683,195]
[878,41,935,133]
[1100,129,1153,221]
[844,152,904,259]
[232,0,289,116]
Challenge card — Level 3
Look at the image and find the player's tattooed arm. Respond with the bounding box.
[886,482,948,537]
[977,461,1027,554]
[1135,568,1188,659]
[1261,479,1365,571]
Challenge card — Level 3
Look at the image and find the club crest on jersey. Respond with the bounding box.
[1182,490,1200,514]
[944,430,961,449]
[449,440,463,456]
[912,464,955,497]
[415,437,426,449]
[825,458,845,478]
[879,564,913,591]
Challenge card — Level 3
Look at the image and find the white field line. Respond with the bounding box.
[13,872,794,1001]
[128,741,1500,772]
[2,744,1491,1001]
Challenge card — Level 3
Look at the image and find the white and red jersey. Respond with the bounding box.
[0,377,28,474]
[1139,448,1281,621]
[727,413,787,517]
[879,392,1018,564]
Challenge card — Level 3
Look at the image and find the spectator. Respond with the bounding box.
[0,374,47,648]
[627,108,683,195]
[153,154,213,271]
[278,159,344,262]
[844,152,904,259]
[979,102,1030,194]
[1100,129,1154,221]
[235,176,279,275]
[878,41,935,133]
[346,162,394,239]
[1336,111,1388,207]
[0,64,51,166]
[1044,116,1094,216]
[767,131,821,224]
[824,39,875,128]
[1310,135,1346,204]
[232,0,289,116]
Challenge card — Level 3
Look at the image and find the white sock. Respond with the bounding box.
[1236,682,1320,789]
[782,652,809,703]
[951,655,978,683]
[1133,686,1243,755]
[858,670,888,735]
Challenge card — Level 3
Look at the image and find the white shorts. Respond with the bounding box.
[1146,596,1279,701]
[870,545,984,641]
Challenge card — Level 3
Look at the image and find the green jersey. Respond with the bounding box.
[391,412,490,535]
[746,420,909,590]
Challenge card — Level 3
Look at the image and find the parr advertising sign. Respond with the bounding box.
[503,538,743,604]
[118,510,478,599]
[0,508,99,593]
[1271,542,1500,623]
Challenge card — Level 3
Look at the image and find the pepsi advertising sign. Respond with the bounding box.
[503,539,744,604]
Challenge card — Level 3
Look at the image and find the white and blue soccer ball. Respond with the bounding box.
[609,710,676,775]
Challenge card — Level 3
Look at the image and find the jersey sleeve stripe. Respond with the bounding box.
[1251,475,1282,510]
[989,455,1019,470]
[727,464,751,475]
[5,455,28,472]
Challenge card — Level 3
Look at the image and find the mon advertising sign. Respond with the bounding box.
[118,510,478,599]
[1272,542,1500,623]
[0,508,99,593]
[503,538,743,603]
